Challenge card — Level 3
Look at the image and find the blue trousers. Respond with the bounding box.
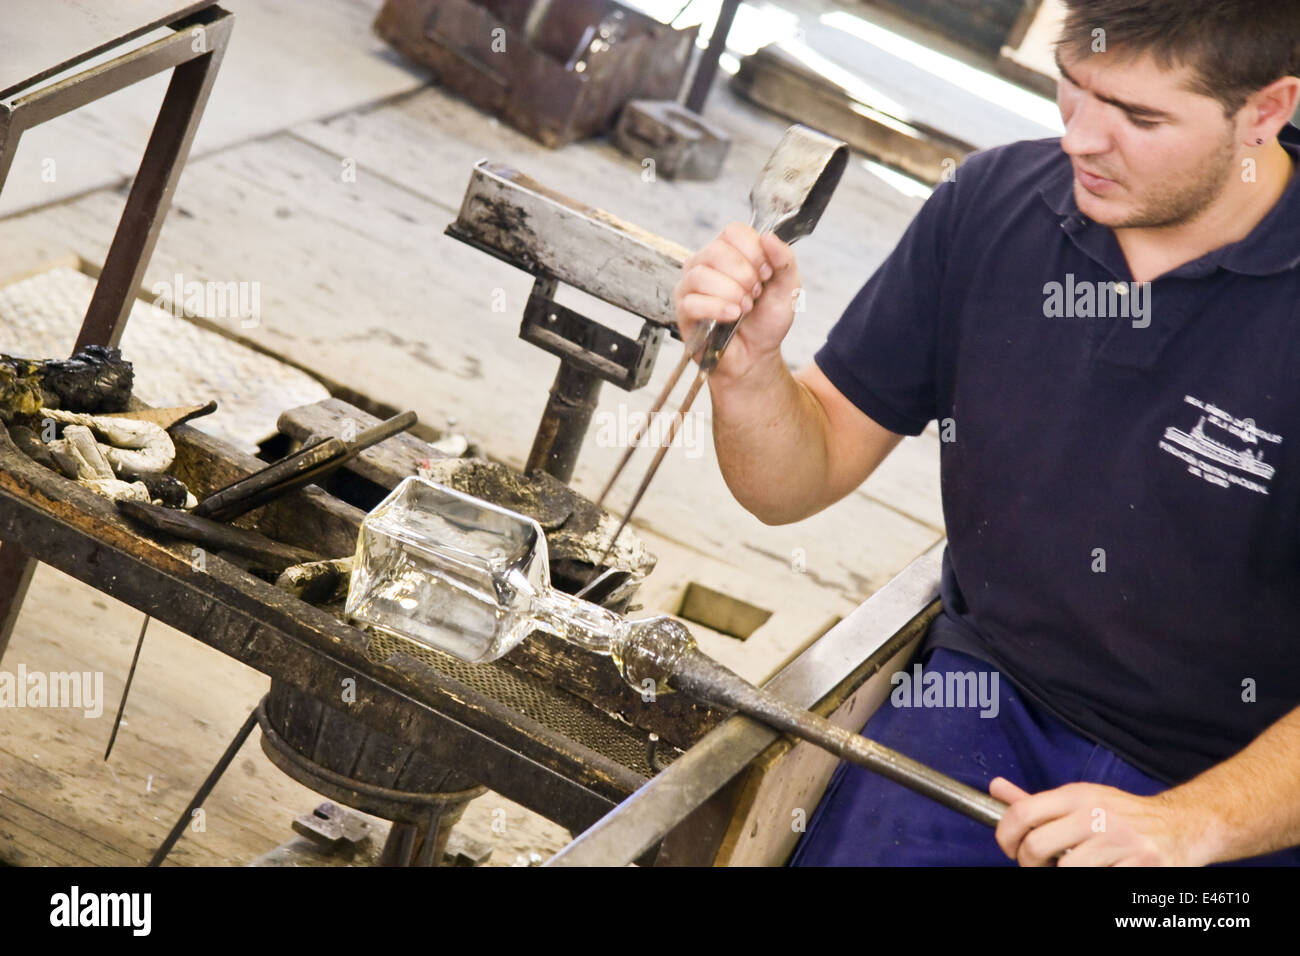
[789,646,1300,866]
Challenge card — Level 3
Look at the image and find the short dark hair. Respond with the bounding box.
[1057,0,1300,116]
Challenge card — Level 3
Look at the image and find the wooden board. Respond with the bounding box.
[776,18,1063,157]
[651,598,939,866]
[998,0,1065,98]
[733,44,974,186]
[871,0,1027,57]
[276,396,448,486]
[714,619,928,865]
[0,0,212,98]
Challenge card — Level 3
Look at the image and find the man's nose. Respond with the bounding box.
[1060,95,1112,158]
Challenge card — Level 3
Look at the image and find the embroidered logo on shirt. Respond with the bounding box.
[1158,395,1282,496]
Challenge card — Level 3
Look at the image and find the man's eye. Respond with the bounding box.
[1128,115,1159,129]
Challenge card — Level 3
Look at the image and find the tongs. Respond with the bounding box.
[583,126,848,587]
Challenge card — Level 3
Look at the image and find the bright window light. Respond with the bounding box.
[820,10,1063,132]
[862,159,934,200]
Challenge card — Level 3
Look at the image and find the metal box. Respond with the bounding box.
[374,0,699,147]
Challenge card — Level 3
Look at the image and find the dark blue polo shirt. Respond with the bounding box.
[815,124,1300,785]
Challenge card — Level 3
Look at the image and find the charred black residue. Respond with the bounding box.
[1,345,133,424]
[468,194,536,247]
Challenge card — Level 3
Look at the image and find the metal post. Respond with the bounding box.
[0,106,31,664]
[379,822,419,867]
[0,543,36,663]
[77,11,233,350]
[0,106,19,192]
[683,0,741,114]
[525,360,604,483]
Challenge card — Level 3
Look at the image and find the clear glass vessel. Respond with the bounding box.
[345,477,694,691]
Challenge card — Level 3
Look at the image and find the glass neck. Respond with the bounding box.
[529,584,629,653]
[527,584,698,694]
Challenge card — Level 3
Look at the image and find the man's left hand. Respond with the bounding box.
[989,777,1206,866]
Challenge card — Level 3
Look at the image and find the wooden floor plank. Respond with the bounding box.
[0,563,575,866]
[0,0,425,217]
[0,808,98,866]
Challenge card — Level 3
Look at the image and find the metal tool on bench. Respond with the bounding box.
[347,477,1007,828]
[587,125,849,578]
[194,410,417,521]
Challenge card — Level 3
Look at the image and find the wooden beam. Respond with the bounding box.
[732,44,975,186]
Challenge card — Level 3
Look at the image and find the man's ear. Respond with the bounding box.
[1243,76,1300,144]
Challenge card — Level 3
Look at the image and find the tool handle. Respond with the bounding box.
[117,500,324,572]
[193,439,347,520]
[694,208,805,373]
[195,411,418,522]
[346,410,417,455]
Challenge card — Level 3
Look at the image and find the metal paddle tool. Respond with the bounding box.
[581,125,849,592]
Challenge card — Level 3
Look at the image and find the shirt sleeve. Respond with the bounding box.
[813,171,963,436]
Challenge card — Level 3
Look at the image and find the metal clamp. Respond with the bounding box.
[521,275,665,391]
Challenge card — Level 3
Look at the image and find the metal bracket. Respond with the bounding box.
[521,275,665,391]
[293,802,374,850]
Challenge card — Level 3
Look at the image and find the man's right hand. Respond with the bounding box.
[672,222,802,386]
[676,221,902,525]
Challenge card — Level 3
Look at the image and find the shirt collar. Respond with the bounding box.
[1038,122,1300,277]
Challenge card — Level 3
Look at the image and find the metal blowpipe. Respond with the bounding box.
[584,126,849,588]
[669,647,1007,827]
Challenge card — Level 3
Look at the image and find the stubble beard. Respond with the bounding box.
[1086,125,1240,230]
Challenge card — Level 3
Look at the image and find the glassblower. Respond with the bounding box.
[349,124,1007,831]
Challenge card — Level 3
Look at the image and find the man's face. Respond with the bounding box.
[1056,48,1241,229]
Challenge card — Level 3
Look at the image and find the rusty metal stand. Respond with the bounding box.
[683,0,741,113]
[520,274,665,481]
[526,361,606,483]
[0,3,233,661]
